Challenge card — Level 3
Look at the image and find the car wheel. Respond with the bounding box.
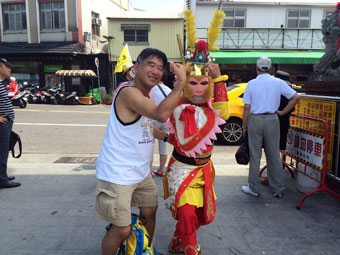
[217,118,243,145]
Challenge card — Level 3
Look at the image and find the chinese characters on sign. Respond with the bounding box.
[286,128,324,169]
[291,99,336,172]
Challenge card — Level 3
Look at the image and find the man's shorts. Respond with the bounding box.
[94,175,158,227]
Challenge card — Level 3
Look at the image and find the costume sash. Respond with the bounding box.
[164,157,216,225]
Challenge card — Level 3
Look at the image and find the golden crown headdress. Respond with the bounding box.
[184,0,225,76]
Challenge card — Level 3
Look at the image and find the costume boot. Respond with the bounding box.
[169,231,200,255]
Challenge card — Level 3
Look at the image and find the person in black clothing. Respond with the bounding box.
[0,58,21,189]
[275,70,295,150]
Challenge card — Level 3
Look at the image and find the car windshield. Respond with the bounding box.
[227,85,240,91]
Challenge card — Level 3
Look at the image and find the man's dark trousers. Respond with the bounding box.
[0,118,13,183]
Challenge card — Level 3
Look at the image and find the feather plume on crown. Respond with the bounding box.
[183,3,225,75]
[184,9,198,51]
[207,10,226,52]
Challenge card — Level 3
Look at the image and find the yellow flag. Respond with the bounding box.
[114,43,132,73]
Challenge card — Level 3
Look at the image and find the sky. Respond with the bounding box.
[129,0,186,12]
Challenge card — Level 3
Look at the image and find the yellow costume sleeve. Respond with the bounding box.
[213,101,230,120]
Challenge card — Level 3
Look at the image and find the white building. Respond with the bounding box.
[194,0,336,82]
[0,0,129,92]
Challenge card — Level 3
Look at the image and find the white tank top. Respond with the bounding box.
[96,84,154,185]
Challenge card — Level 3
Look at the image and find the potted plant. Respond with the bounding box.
[104,94,113,105]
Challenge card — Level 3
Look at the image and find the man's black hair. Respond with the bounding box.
[161,66,176,89]
[136,48,168,68]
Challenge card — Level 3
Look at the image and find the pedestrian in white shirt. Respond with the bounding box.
[241,56,299,198]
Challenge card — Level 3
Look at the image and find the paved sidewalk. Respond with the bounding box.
[1,151,340,255]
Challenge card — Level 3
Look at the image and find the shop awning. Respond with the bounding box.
[55,70,97,77]
[210,51,325,65]
[0,42,83,55]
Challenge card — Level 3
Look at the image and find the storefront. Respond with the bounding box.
[211,50,324,84]
[0,42,110,96]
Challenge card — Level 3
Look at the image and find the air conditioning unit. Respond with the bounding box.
[92,18,102,26]
[84,32,91,42]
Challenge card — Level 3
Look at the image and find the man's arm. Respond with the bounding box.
[153,127,167,141]
[276,93,299,116]
[123,62,186,122]
[242,104,250,135]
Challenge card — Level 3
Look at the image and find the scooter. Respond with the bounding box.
[41,90,52,104]
[9,91,28,108]
[47,86,63,104]
[62,91,79,105]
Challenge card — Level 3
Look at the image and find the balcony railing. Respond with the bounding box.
[196,28,324,50]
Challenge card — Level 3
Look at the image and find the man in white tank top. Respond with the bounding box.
[95,48,186,255]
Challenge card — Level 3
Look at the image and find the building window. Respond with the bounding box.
[92,12,101,37]
[223,8,246,28]
[286,9,311,28]
[324,9,334,18]
[3,3,27,31]
[40,1,65,30]
[124,29,148,42]
[121,24,150,43]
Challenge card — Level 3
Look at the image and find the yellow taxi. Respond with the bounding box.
[217,83,247,145]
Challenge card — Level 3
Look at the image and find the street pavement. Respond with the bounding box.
[1,105,340,255]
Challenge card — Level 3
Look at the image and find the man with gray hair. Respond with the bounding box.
[241,56,299,198]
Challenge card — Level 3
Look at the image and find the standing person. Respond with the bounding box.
[163,7,229,255]
[150,79,172,176]
[0,58,21,189]
[164,62,229,255]
[117,63,135,86]
[241,56,299,198]
[94,48,186,255]
[6,77,19,96]
[275,70,295,150]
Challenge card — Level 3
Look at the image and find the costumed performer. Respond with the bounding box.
[163,4,230,255]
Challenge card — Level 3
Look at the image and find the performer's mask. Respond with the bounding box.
[183,64,214,105]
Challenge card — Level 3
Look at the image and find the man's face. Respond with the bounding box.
[0,64,12,79]
[134,55,164,89]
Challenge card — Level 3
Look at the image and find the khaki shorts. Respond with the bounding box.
[94,175,158,227]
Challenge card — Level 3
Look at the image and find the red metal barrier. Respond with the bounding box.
[259,114,340,209]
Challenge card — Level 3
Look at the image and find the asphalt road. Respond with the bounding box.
[10,103,238,164]
[12,104,110,155]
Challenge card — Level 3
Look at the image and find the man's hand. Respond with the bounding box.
[242,127,247,136]
[0,115,8,124]
[242,104,250,136]
[276,110,284,116]
[276,93,299,116]
[206,63,221,79]
[169,61,186,87]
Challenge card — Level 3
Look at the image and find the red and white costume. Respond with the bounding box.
[163,80,229,255]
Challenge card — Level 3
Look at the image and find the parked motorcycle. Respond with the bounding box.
[40,90,53,104]
[9,91,28,108]
[62,91,79,105]
[47,86,63,104]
